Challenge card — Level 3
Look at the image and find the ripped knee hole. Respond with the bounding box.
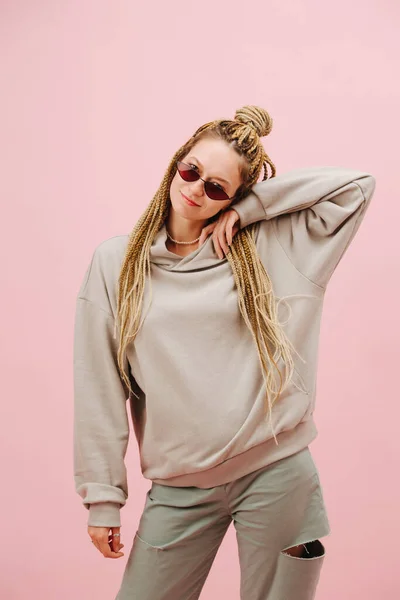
[283,540,325,559]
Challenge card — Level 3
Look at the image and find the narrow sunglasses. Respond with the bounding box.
[176,161,235,201]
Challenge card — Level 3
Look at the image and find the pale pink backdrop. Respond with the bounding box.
[1,1,398,598]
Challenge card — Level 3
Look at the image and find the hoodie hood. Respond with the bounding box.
[149,222,231,272]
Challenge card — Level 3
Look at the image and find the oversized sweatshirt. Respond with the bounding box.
[73,166,376,527]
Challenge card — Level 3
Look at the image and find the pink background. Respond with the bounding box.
[1,1,398,598]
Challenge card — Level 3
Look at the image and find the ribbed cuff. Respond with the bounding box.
[88,502,122,527]
[233,192,266,228]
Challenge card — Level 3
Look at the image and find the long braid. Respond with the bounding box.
[115,106,299,441]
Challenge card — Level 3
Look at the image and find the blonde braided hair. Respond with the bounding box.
[115,105,299,441]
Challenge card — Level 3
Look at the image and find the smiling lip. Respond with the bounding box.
[182,193,200,207]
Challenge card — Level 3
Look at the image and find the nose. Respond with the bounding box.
[187,178,205,197]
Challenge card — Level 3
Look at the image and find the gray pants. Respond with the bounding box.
[116,447,330,600]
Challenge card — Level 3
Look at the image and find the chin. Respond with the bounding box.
[169,196,194,219]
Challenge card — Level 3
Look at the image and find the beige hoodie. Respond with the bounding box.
[73,166,376,527]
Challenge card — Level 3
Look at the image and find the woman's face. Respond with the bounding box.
[169,137,244,222]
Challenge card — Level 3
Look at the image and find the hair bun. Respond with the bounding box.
[234,105,273,137]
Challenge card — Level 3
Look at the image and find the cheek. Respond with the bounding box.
[204,201,231,220]
[169,174,181,200]
[212,200,233,214]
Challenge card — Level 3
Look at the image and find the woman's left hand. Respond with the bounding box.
[198,208,240,259]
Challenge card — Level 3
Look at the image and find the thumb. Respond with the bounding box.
[199,223,216,246]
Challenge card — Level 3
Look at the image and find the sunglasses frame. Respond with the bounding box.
[176,161,236,202]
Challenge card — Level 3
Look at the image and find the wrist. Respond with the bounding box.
[231,192,265,228]
[88,502,122,528]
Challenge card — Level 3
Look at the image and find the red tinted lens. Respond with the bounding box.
[177,161,229,201]
[204,181,229,201]
[177,162,199,182]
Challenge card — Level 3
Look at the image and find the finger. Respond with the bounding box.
[209,212,232,258]
[226,217,237,246]
[212,230,224,260]
[218,227,230,256]
[227,223,240,247]
[227,210,240,244]
[218,219,231,258]
[111,527,122,552]
[216,218,232,258]
[98,537,125,559]
[198,231,207,247]
[109,535,124,553]
[107,538,124,553]
[199,223,216,246]
[226,226,233,247]
[91,531,124,559]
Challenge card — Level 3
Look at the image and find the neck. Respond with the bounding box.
[166,209,208,243]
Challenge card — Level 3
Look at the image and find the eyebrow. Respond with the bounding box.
[188,156,230,186]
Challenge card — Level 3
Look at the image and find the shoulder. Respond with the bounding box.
[91,234,130,278]
[94,234,130,262]
[77,234,130,313]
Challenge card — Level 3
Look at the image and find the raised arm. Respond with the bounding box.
[233,166,376,288]
[73,248,130,528]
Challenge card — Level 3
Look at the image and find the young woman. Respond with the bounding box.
[73,105,376,599]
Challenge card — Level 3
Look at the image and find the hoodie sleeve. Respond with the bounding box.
[73,249,131,528]
[233,166,376,288]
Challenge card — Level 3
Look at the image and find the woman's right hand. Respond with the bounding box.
[199,209,240,259]
[88,525,125,559]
